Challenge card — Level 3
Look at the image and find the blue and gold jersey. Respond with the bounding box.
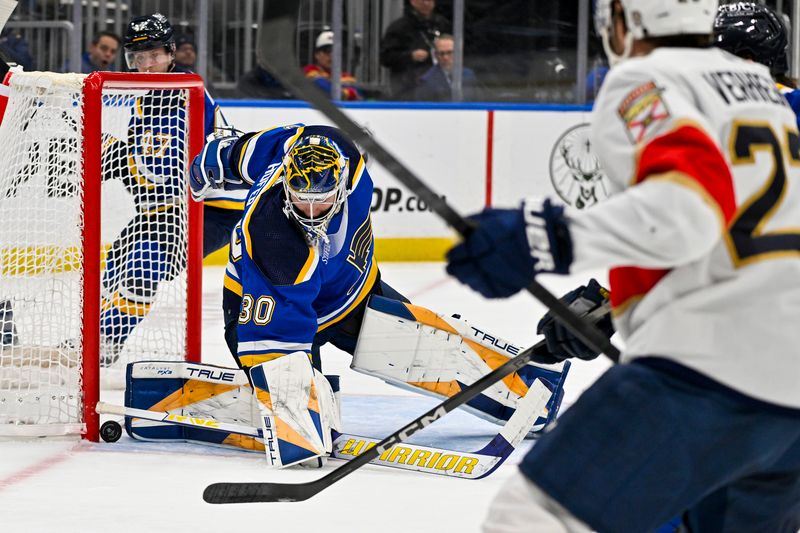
[222,125,376,367]
[103,86,225,213]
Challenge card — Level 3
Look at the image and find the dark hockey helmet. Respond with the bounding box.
[713,2,789,76]
[281,134,349,241]
[124,13,175,53]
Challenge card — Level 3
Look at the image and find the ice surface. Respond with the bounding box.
[0,263,611,532]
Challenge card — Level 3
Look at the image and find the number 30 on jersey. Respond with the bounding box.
[239,294,275,326]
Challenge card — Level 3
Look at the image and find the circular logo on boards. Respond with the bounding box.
[548,123,609,209]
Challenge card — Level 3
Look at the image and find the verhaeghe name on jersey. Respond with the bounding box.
[702,69,788,107]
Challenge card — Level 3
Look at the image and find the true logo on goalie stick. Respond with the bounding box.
[549,123,610,210]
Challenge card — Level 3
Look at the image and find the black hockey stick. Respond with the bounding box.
[203,337,556,503]
[253,3,620,364]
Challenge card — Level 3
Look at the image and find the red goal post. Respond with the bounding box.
[0,71,205,441]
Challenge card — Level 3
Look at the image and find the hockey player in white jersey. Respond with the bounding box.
[447,0,800,531]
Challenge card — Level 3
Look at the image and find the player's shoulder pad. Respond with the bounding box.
[301,125,366,189]
[229,125,306,180]
[244,184,315,286]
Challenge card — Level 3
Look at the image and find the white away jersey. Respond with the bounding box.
[571,47,800,408]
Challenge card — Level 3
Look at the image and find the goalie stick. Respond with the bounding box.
[97,377,549,480]
[251,1,619,365]
[201,315,601,504]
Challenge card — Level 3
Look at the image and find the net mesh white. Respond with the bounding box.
[0,72,197,437]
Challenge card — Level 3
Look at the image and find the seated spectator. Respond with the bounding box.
[64,30,120,73]
[0,28,34,70]
[303,30,362,101]
[236,65,292,100]
[380,0,450,100]
[414,34,482,102]
[174,34,197,71]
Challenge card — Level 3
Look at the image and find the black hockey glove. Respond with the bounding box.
[536,278,614,361]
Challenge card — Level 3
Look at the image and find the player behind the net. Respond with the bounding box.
[188,123,572,467]
[446,0,800,531]
[98,13,239,364]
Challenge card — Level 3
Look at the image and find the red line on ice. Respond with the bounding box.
[0,442,81,492]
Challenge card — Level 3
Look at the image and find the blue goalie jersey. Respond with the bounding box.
[222,125,377,368]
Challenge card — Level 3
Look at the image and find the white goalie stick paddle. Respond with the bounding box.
[250,1,619,365]
[96,378,549,480]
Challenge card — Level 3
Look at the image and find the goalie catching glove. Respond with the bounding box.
[536,278,614,361]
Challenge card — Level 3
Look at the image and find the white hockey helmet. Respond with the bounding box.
[595,0,719,65]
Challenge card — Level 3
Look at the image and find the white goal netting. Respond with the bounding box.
[0,72,202,437]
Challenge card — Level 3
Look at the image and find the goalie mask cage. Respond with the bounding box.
[0,72,204,441]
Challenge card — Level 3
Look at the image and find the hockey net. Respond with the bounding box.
[0,72,204,439]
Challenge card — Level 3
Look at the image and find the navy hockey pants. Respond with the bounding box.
[519,357,800,533]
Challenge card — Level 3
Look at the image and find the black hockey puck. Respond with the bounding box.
[100,420,123,443]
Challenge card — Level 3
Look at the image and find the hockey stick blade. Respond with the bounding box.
[254,3,619,363]
[203,338,559,504]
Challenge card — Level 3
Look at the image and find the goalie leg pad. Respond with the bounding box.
[249,351,341,468]
[352,296,570,433]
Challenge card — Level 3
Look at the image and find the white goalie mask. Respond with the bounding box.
[281,135,349,243]
[595,0,719,66]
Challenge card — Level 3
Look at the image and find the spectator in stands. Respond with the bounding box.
[380,0,450,100]
[237,65,292,100]
[304,30,363,101]
[0,28,33,70]
[77,31,120,73]
[414,34,482,102]
[174,34,197,71]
